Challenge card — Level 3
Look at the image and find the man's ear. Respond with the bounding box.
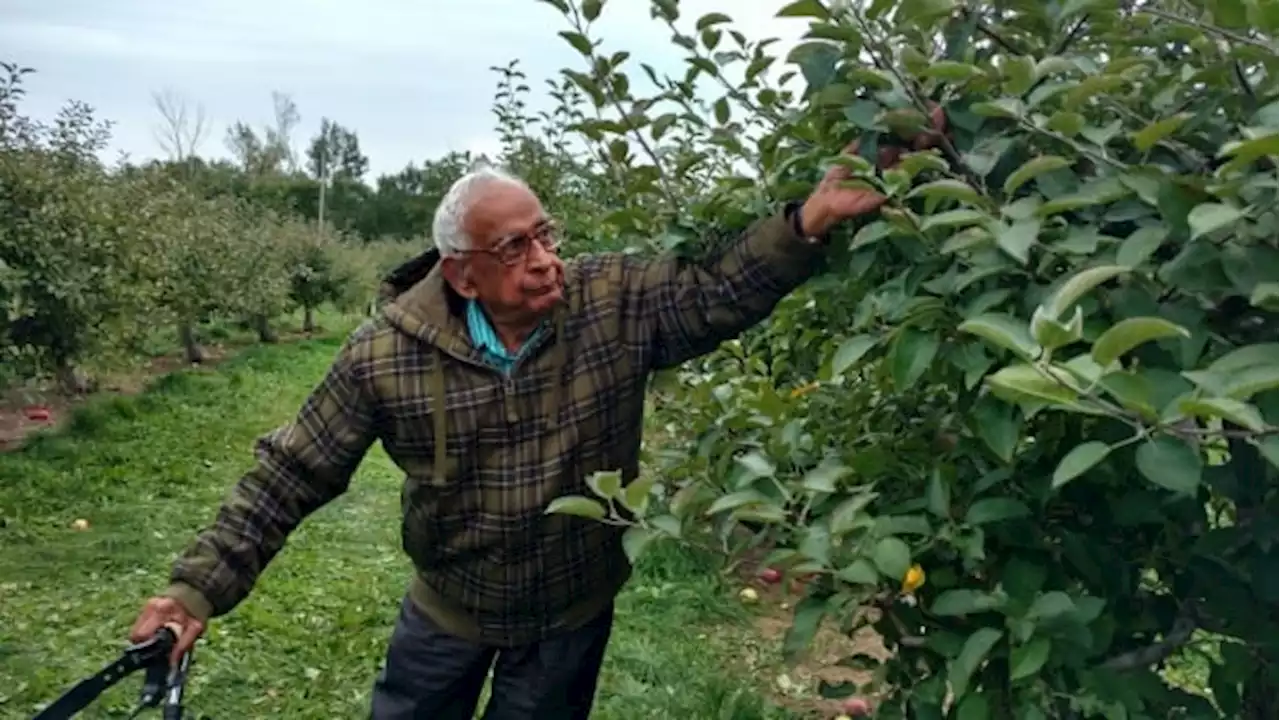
[440,257,478,299]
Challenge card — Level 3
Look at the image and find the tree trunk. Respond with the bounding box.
[303,305,316,334]
[254,314,278,343]
[55,364,95,395]
[179,322,206,364]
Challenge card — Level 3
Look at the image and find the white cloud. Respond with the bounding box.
[3,0,813,177]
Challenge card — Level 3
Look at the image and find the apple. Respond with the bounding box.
[841,697,872,717]
[71,518,90,531]
[759,567,782,584]
[738,587,759,603]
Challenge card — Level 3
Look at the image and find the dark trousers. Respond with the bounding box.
[369,596,614,720]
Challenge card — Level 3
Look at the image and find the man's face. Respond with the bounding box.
[444,182,566,324]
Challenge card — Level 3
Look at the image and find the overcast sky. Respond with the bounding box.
[2,0,808,178]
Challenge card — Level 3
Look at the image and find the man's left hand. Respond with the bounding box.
[799,104,948,238]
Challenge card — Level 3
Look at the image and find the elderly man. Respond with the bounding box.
[128,119,943,719]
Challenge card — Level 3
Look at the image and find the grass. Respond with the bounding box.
[0,326,798,719]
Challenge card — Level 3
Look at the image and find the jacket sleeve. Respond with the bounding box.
[162,334,379,621]
[617,207,827,371]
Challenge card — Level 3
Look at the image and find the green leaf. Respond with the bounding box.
[920,208,991,232]
[1207,342,1279,375]
[1131,113,1190,151]
[586,470,622,499]
[1222,366,1279,400]
[1135,437,1203,496]
[622,525,657,563]
[1002,155,1072,196]
[965,497,1031,525]
[787,41,841,91]
[1010,637,1052,681]
[736,450,775,478]
[922,60,984,83]
[958,314,1041,361]
[545,495,607,519]
[1026,591,1076,622]
[907,178,985,207]
[1091,317,1190,367]
[695,11,733,29]
[1043,265,1129,320]
[949,628,1003,698]
[782,595,827,663]
[622,474,658,514]
[926,469,950,518]
[832,334,877,375]
[714,97,730,124]
[705,489,769,515]
[558,31,593,55]
[872,537,912,580]
[986,363,1080,405]
[891,328,939,390]
[776,0,829,18]
[582,0,604,21]
[1116,226,1167,268]
[995,218,1040,264]
[648,514,682,538]
[931,589,1005,617]
[802,456,851,493]
[1256,434,1279,469]
[973,396,1020,463]
[837,559,880,585]
[1177,397,1267,433]
[1187,203,1244,240]
[1052,441,1111,489]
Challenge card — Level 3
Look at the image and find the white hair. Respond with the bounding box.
[431,162,531,257]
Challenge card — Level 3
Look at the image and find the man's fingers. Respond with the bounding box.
[129,605,161,643]
[172,620,204,665]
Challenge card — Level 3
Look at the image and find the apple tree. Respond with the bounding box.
[540,0,1278,717]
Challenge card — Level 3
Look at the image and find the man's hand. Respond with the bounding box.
[130,596,205,665]
[799,103,948,237]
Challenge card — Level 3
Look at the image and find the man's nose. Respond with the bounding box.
[526,240,558,270]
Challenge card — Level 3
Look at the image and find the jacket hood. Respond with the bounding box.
[376,248,570,483]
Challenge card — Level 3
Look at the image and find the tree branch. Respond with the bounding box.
[1099,608,1197,671]
[1136,6,1278,54]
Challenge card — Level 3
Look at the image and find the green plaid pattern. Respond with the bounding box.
[163,210,824,646]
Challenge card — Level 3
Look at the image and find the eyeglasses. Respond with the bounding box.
[462,221,562,267]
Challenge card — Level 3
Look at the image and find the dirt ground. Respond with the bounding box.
[0,328,319,453]
[727,549,891,718]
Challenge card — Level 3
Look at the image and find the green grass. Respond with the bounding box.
[0,330,796,719]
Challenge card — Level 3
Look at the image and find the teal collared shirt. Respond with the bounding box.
[465,299,544,374]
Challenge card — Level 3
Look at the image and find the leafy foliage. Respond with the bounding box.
[537,0,1280,717]
[0,63,416,385]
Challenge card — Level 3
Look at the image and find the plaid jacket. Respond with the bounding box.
[164,209,826,646]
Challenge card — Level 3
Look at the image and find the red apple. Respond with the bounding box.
[841,697,872,717]
[23,405,51,422]
[759,567,782,584]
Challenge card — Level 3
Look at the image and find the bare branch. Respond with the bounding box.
[151,88,208,163]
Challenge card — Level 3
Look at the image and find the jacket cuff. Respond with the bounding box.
[162,581,216,622]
